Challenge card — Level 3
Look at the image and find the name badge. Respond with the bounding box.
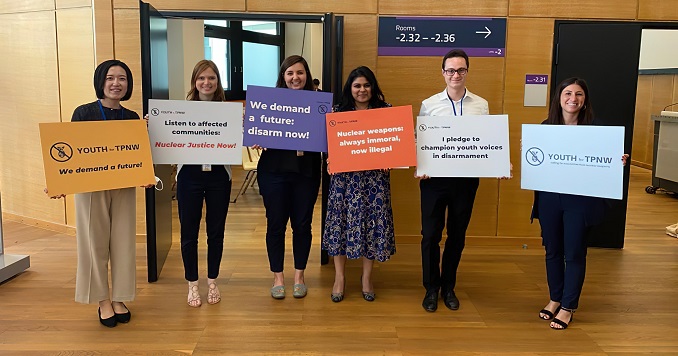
[202,164,212,171]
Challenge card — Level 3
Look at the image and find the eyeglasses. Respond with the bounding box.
[443,68,468,76]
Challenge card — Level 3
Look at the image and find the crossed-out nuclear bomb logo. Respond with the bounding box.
[418,124,427,132]
[526,147,544,166]
[50,142,73,162]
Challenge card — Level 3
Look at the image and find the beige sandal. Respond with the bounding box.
[207,282,221,304]
[188,284,202,307]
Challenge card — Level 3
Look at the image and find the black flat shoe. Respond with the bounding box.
[443,290,459,310]
[362,291,375,302]
[114,303,131,323]
[98,308,117,328]
[422,290,438,312]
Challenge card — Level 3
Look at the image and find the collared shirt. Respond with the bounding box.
[419,88,489,117]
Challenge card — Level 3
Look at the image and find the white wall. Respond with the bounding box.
[285,23,324,84]
[167,19,205,99]
[639,29,678,70]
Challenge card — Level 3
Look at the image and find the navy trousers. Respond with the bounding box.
[177,165,232,282]
[420,177,479,293]
[258,171,320,272]
[537,191,594,310]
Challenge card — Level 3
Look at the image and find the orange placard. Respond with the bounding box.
[326,105,416,173]
[40,120,155,196]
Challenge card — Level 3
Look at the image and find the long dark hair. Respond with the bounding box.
[186,60,226,102]
[546,77,594,125]
[94,59,133,101]
[275,55,314,91]
[337,66,387,112]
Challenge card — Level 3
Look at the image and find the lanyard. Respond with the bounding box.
[97,100,124,121]
[448,89,466,116]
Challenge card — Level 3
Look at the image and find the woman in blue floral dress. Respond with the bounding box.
[323,66,395,302]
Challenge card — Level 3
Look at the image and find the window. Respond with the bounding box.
[204,37,229,89]
[204,21,284,99]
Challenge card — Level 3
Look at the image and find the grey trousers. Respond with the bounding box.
[74,188,136,304]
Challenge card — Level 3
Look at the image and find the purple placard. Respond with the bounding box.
[377,47,504,57]
[244,85,332,152]
[526,74,548,84]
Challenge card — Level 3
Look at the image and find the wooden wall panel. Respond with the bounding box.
[377,56,504,237]
[56,0,92,9]
[56,8,95,126]
[247,0,377,14]
[379,0,508,16]
[509,0,637,19]
[634,73,678,166]
[0,0,54,13]
[115,0,245,11]
[114,9,146,234]
[113,0,139,9]
[632,76,654,168]
[93,0,115,62]
[497,18,554,237]
[634,74,678,168]
[341,15,378,82]
[56,7,96,226]
[639,0,678,20]
[113,9,142,116]
[0,12,65,224]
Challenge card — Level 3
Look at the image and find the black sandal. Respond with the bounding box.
[539,306,561,320]
[550,308,574,330]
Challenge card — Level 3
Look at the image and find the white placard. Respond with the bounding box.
[416,115,511,177]
[148,100,243,164]
[521,124,625,200]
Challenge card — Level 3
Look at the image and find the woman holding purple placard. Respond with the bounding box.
[256,55,321,299]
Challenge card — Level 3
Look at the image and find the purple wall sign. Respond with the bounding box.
[378,17,506,57]
[244,85,333,152]
[525,74,548,84]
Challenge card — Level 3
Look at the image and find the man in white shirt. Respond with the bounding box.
[418,49,488,313]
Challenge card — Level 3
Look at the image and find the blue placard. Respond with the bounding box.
[378,17,506,57]
[244,85,333,152]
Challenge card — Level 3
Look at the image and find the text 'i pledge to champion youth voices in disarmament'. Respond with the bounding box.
[416,115,511,177]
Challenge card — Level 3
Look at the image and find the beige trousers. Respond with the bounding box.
[74,188,136,304]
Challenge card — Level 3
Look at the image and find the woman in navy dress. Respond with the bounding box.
[323,66,395,302]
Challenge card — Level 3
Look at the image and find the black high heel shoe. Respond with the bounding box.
[539,305,561,321]
[114,302,131,323]
[550,308,574,330]
[331,281,345,303]
[98,308,117,328]
[360,275,375,302]
[362,291,375,302]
